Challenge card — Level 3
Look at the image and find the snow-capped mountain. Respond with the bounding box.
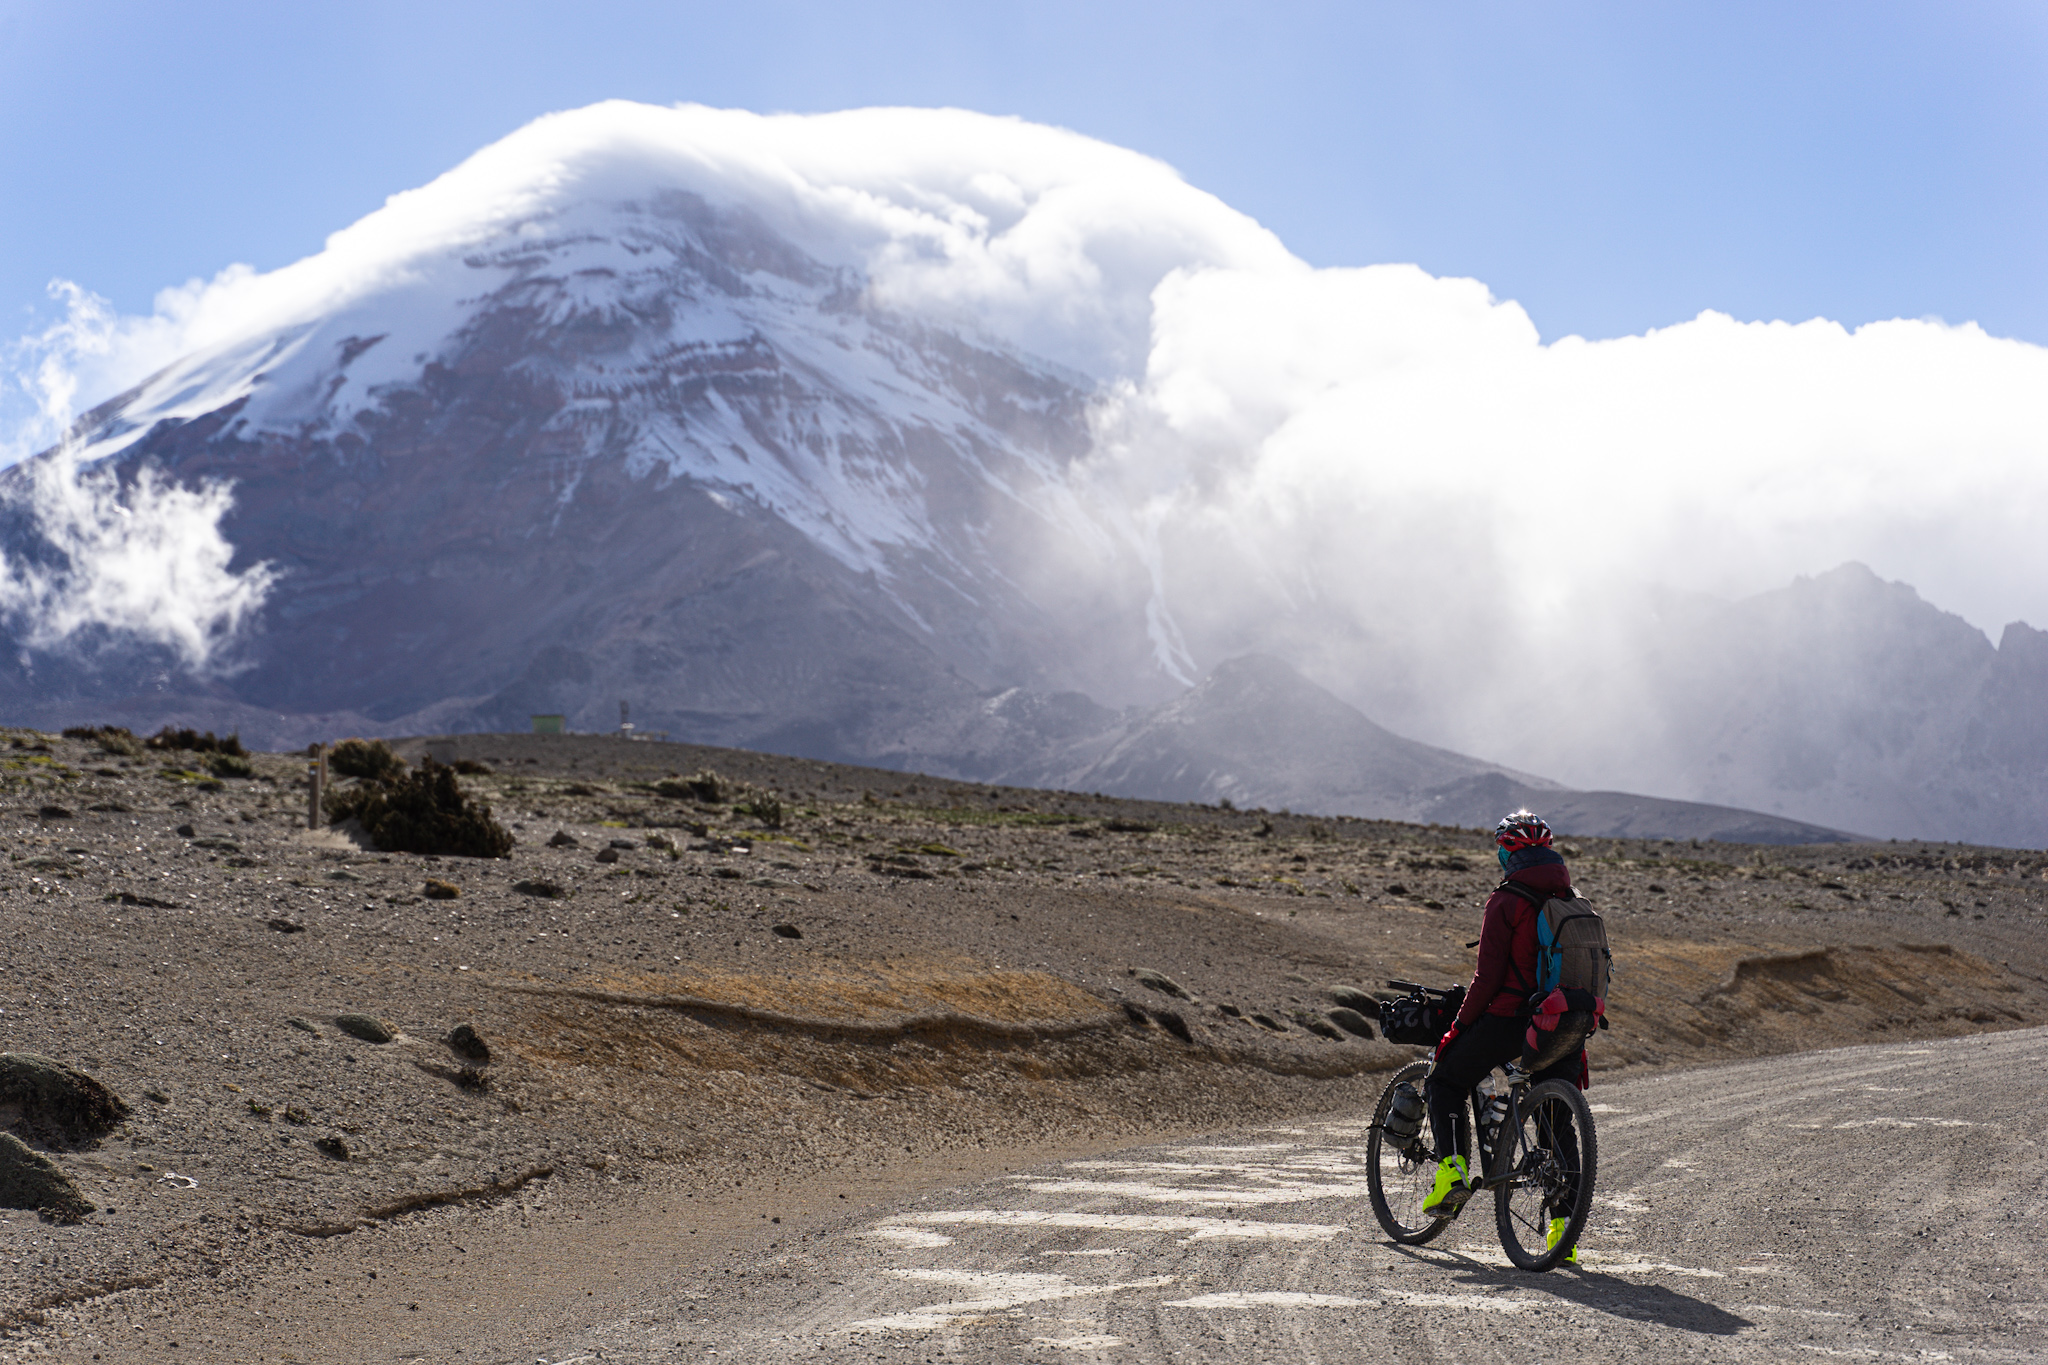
[7,102,2048,846]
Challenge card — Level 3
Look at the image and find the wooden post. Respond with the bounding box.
[307,742,324,830]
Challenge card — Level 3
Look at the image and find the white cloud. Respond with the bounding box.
[6,99,2048,738]
[0,445,273,672]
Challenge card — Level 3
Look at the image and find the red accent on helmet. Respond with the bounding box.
[1494,810,1553,850]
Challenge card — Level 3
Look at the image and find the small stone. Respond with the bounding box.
[285,1017,320,1036]
[36,805,73,820]
[445,1024,490,1063]
[175,823,196,837]
[608,839,636,849]
[266,918,306,934]
[548,830,580,848]
[770,923,802,939]
[1326,1007,1377,1039]
[0,1133,93,1222]
[423,878,461,899]
[1132,968,1193,1001]
[333,1014,395,1044]
[512,879,567,899]
[595,848,620,864]
[314,1135,350,1160]
[1149,1009,1193,1043]
[1251,1013,1288,1033]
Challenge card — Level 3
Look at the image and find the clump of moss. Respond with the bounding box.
[207,752,254,779]
[325,760,513,858]
[61,725,142,757]
[0,1134,93,1223]
[327,738,405,782]
[146,727,246,757]
[734,792,784,828]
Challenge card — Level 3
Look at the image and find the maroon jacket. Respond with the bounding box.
[1453,860,1574,1028]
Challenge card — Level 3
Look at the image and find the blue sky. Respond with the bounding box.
[3,0,2046,355]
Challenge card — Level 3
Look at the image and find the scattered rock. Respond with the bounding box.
[595,848,620,864]
[314,1135,350,1160]
[1251,1013,1288,1033]
[1132,968,1193,1001]
[1326,1007,1377,1039]
[608,839,636,849]
[1216,1003,1243,1019]
[513,879,567,899]
[0,1133,93,1222]
[1150,1009,1193,1043]
[1327,985,1378,1013]
[334,1014,395,1044]
[770,923,803,939]
[644,834,677,852]
[36,805,73,820]
[1327,1010,1376,1039]
[548,831,580,848]
[1291,1012,1344,1040]
[174,823,196,838]
[749,876,798,889]
[445,1024,490,1063]
[1119,1001,1150,1026]
[422,878,461,899]
[266,917,306,933]
[286,1017,320,1036]
[282,1106,311,1126]
[111,891,180,909]
[0,1053,130,1147]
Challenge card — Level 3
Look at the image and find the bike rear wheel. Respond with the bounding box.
[1494,1078,1597,1271]
[1366,1060,1453,1245]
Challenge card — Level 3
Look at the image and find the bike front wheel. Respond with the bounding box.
[1494,1078,1597,1271]
[1366,1060,1452,1245]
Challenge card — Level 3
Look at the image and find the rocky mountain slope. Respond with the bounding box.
[2,108,2042,846]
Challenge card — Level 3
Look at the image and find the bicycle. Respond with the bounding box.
[1364,981,1598,1271]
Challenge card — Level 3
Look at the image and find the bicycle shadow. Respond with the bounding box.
[1388,1245,1756,1337]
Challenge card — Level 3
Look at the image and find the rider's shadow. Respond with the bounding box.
[1390,1246,1756,1337]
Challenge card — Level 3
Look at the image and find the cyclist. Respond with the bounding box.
[1420,809,1585,1259]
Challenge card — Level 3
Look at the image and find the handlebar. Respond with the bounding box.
[1386,979,1462,999]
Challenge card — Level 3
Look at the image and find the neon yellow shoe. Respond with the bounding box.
[1420,1155,1472,1217]
[1546,1216,1580,1263]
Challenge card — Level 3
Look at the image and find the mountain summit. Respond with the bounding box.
[6,103,2046,845]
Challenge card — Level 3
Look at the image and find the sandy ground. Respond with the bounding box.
[1,728,2043,1360]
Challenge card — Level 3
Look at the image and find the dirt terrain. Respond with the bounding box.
[0,728,2043,1360]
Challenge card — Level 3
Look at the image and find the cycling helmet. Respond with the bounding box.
[1494,810,1553,850]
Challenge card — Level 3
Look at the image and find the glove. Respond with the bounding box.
[1433,1023,1461,1063]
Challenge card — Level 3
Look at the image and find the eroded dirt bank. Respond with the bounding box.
[1,729,2044,1356]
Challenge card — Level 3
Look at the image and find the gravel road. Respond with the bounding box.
[553,1025,2046,1363]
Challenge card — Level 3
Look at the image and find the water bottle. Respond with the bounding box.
[1476,1074,1508,1171]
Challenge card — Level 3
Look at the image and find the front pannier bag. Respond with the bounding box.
[1377,984,1465,1046]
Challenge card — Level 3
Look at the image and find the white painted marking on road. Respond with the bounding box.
[1585,1257,1726,1278]
[862,1227,953,1247]
[1017,1177,1368,1205]
[846,1270,1175,1333]
[1167,1291,1378,1309]
[898,1210,1344,1241]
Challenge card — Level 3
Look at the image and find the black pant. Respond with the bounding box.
[1424,1013,1583,1175]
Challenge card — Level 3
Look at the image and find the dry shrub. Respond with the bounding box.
[325,760,513,858]
[145,727,246,757]
[328,737,405,782]
[61,725,141,757]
